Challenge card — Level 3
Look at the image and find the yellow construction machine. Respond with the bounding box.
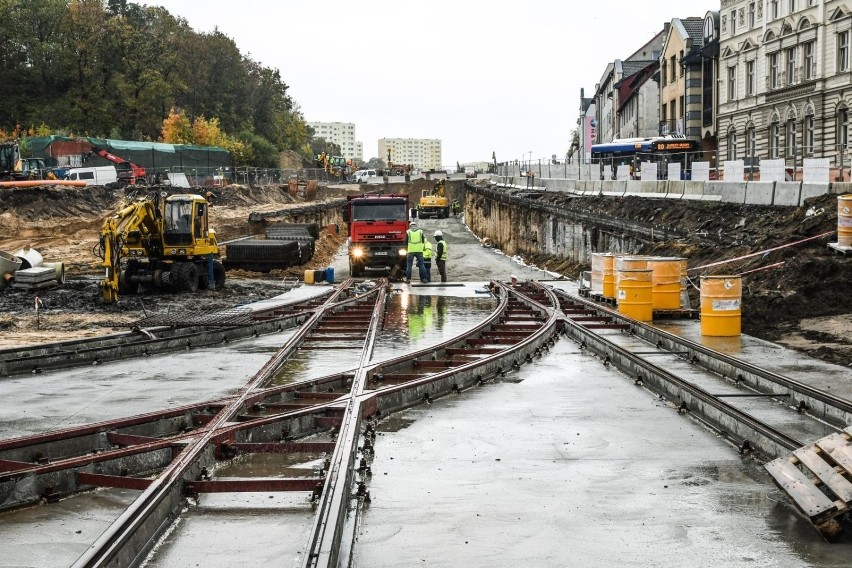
[97,191,224,303]
[417,179,450,219]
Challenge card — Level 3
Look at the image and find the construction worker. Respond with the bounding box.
[422,238,433,282]
[451,200,461,216]
[434,229,448,283]
[405,221,427,284]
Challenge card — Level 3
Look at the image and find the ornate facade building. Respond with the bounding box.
[717,0,852,178]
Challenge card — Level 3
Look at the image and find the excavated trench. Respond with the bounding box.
[463,185,852,367]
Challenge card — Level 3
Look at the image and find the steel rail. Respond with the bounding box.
[548,286,852,429]
[0,289,335,377]
[71,280,371,568]
[2,281,562,566]
[542,285,804,460]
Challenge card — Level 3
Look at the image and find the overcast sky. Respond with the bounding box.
[151,0,712,168]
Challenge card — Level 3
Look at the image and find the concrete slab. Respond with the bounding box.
[665,180,685,199]
[772,182,799,206]
[801,182,831,204]
[830,182,852,195]
[602,179,626,197]
[683,181,704,199]
[717,182,745,204]
[745,181,776,206]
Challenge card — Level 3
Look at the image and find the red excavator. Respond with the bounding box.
[84,144,148,186]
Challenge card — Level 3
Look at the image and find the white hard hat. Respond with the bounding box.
[434,230,442,237]
[409,222,418,228]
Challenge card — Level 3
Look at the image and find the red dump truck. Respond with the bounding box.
[345,193,410,277]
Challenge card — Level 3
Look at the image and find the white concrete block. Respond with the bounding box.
[716,182,745,204]
[772,182,799,206]
[800,182,831,204]
[745,181,776,206]
[666,180,685,199]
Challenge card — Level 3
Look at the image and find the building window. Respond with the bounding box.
[680,50,685,76]
[749,2,756,27]
[839,31,850,72]
[787,119,797,157]
[838,108,849,152]
[788,0,795,13]
[731,10,737,34]
[661,59,667,86]
[746,60,755,95]
[804,41,815,79]
[770,121,781,158]
[728,66,737,100]
[746,126,757,160]
[769,52,780,88]
[729,130,738,160]
[804,115,814,155]
[786,47,797,84]
[771,0,779,19]
[670,55,677,82]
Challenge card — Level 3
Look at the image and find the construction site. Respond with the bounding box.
[0,175,851,567]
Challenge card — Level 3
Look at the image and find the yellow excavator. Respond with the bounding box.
[417,179,450,219]
[97,191,225,303]
[0,142,56,180]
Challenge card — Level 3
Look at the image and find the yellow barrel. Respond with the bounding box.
[615,257,648,297]
[602,254,616,298]
[617,269,653,321]
[647,257,683,310]
[304,269,315,285]
[839,195,852,247]
[700,275,742,336]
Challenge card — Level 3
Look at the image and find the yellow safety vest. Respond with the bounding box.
[407,228,425,253]
[436,240,447,261]
[423,240,432,260]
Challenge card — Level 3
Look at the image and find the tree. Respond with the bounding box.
[308,136,341,158]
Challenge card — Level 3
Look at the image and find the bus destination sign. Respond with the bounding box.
[653,141,695,151]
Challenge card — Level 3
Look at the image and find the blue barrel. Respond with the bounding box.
[325,266,335,283]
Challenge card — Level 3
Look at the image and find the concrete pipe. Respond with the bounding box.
[0,250,22,289]
[41,262,66,284]
[14,246,43,270]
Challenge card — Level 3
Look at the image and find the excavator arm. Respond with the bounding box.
[99,196,162,303]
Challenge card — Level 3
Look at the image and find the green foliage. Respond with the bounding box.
[309,137,342,158]
[0,0,312,167]
[238,130,278,168]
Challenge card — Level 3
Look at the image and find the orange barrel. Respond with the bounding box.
[615,256,648,297]
[602,254,616,298]
[839,195,852,247]
[647,257,683,310]
[304,269,315,285]
[700,275,742,336]
[616,269,653,322]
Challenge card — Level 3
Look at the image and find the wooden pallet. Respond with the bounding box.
[765,428,852,540]
[652,308,699,320]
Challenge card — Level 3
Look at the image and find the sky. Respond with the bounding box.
[151,0,713,169]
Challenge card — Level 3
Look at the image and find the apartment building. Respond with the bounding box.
[307,121,363,162]
[378,138,442,171]
[717,0,852,177]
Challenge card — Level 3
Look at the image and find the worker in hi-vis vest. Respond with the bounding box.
[434,230,448,283]
[405,221,427,283]
[422,238,433,282]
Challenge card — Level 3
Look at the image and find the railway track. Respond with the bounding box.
[0,280,562,566]
[537,282,852,538]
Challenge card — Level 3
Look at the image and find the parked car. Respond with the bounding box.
[354,169,377,183]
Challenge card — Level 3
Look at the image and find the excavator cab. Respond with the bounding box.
[163,195,209,247]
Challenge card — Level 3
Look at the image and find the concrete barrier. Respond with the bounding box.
[591,180,603,195]
[713,182,744,203]
[799,183,831,203]
[830,182,852,195]
[666,180,685,199]
[772,182,799,206]
[745,181,776,205]
[682,181,704,200]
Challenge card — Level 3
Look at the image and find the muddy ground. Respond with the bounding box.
[0,182,850,369]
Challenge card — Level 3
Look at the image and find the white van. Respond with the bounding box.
[355,169,377,183]
[65,165,118,186]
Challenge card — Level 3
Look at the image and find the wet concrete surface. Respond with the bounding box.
[356,338,852,567]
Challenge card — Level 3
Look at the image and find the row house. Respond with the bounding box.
[659,14,720,161]
[593,28,667,144]
[717,0,852,179]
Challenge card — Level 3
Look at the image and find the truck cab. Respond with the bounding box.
[345,194,409,277]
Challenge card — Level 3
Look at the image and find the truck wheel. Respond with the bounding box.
[212,260,226,290]
[173,262,199,292]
